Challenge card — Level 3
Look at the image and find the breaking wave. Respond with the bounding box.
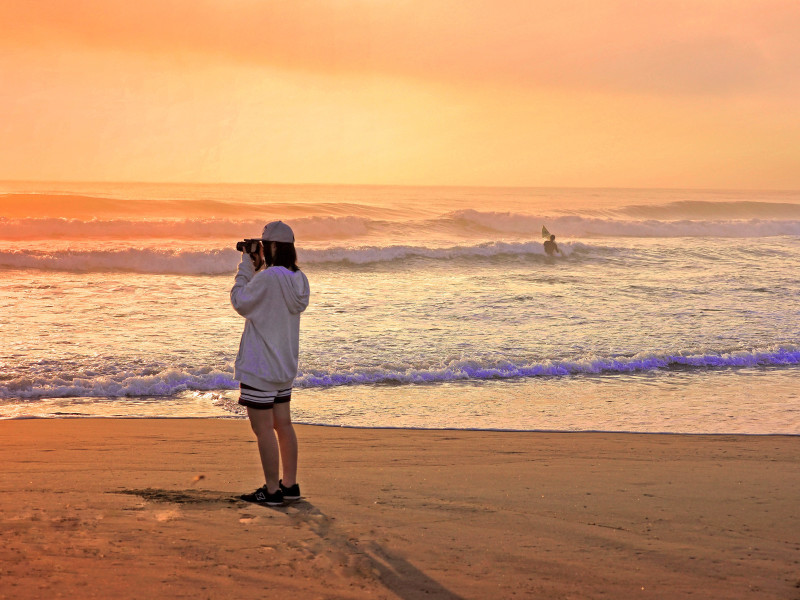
[0,215,370,241]
[0,241,588,273]
[4,208,800,244]
[449,210,800,238]
[616,200,800,220]
[3,346,798,400]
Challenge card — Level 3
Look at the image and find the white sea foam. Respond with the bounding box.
[0,228,790,272]
[0,367,236,400]
[295,347,800,387]
[301,241,576,264]
[0,215,371,241]
[3,346,797,400]
[0,241,588,273]
[0,247,239,274]
[450,210,800,238]
[4,209,800,245]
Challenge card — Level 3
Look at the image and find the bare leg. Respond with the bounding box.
[247,407,280,493]
[273,402,298,487]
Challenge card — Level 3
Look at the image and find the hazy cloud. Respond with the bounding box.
[3,0,799,96]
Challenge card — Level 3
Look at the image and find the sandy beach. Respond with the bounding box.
[0,419,797,599]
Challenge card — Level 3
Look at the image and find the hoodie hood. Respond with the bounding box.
[272,267,310,314]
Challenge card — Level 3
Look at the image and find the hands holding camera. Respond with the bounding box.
[250,247,265,271]
[236,238,271,271]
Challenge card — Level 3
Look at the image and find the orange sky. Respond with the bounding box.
[1,1,799,188]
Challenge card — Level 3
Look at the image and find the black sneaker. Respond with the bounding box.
[279,479,301,500]
[240,485,284,506]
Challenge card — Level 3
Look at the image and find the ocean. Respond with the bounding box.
[1,182,798,433]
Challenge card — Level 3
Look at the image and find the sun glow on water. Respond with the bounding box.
[1,183,799,432]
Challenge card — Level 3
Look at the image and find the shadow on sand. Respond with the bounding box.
[116,488,465,600]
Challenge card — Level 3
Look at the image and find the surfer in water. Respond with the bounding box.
[543,234,562,256]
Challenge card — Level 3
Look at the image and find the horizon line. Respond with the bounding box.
[2,179,800,194]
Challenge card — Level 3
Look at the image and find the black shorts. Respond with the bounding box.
[238,382,292,410]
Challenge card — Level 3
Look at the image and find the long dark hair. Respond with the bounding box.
[267,241,299,272]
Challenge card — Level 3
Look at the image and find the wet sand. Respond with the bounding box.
[1,419,798,599]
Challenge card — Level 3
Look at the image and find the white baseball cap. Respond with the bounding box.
[261,221,295,243]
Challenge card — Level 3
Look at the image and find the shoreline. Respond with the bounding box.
[4,414,800,437]
[2,419,798,598]
[4,365,799,434]
[5,413,800,435]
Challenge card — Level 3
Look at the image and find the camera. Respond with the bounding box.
[236,239,262,254]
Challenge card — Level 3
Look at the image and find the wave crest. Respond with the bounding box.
[0,215,370,241]
[451,210,800,237]
[3,346,797,400]
[617,200,800,220]
[5,202,800,243]
[0,241,580,273]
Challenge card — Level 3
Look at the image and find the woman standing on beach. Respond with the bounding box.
[230,221,310,506]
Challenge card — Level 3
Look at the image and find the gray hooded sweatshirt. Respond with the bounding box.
[231,256,310,390]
